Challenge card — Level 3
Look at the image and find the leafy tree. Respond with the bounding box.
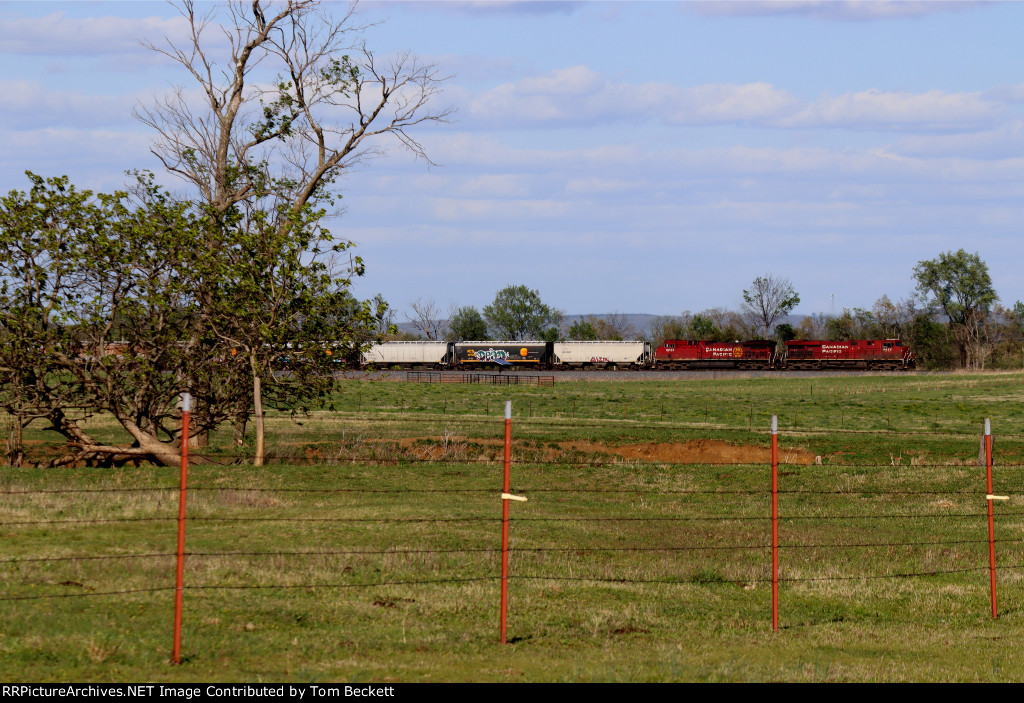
[0,173,210,467]
[913,249,998,369]
[906,313,958,370]
[1014,300,1024,322]
[568,318,600,341]
[773,323,797,343]
[447,306,488,341]
[689,314,719,340]
[482,285,561,340]
[825,307,876,340]
[741,274,800,338]
[0,172,387,468]
[538,326,562,343]
[203,191,379,466]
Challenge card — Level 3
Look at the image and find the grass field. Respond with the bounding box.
[2,371,1024,681]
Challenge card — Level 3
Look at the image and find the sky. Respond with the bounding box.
[2,0,1023,321]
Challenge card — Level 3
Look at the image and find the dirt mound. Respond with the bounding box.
[594,439,815,465]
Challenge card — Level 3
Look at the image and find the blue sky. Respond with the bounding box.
[2,1,1023,320]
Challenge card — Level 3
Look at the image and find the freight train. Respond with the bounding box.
[361,339,915,371]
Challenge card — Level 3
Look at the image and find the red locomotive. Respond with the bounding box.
[782,339,914,370]
[654,339,776,370]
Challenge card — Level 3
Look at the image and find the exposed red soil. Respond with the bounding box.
[374,436,816,465]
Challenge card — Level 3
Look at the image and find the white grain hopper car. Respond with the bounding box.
[550,341,651,369]
[361,341,452,368]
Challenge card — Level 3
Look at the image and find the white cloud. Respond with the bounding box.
[894,120,1024,159]
[687,1,986,22]
[669,82,800,124]
[0,126,159,193]
[467,67,800,127]
[515,65,605,96]
[780,88,1001,130]
[985,81,1024,104]
[0,81,139,129]
[431,196,572,221]
[0,12,189,56]
[564,177,644,195]
[393,1,583,17]
[462,66,1001,132]
[458,174,533,198]
[415,132,1024,189]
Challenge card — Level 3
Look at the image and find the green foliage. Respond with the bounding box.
[447,306,489,341]
[0,172,210,465]
[690,314,719,340]
[913,249,997,324]
[482,285,561,340]
[913,250,998,368]
[0,171,383,467]
[539,326,561,343]
[824,307,876,340]
[773,323,796,343]
[1014,300,1024,322]
[906,313,957,370]
[568,319,600,341]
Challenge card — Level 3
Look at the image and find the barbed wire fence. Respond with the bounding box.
[0,407,1020,659]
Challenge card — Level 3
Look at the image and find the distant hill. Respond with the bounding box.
[396,313,668,340]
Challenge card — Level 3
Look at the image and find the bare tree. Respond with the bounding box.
[594,312,639,340]
[136,0,453,229]
[647,313,691,347]
[796,312,829,339]
[701,307,752,341]
[741,274,800,338]
[871,294,918,339]
[135,1,450,452]
[406,298,447,340]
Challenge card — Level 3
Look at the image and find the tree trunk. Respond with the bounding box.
[232,412,248,446]
[251,353,265,467]
[3,414,24,467]
[188,409,210,448]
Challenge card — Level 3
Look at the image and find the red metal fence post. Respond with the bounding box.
[172,392,191,664]
[985,418,998,619]
[771,414,779,632]
[500,400,511,644]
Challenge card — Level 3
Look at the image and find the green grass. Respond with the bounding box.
[3,371,1024,681]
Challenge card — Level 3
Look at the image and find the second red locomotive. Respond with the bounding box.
[783,339,913,370]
